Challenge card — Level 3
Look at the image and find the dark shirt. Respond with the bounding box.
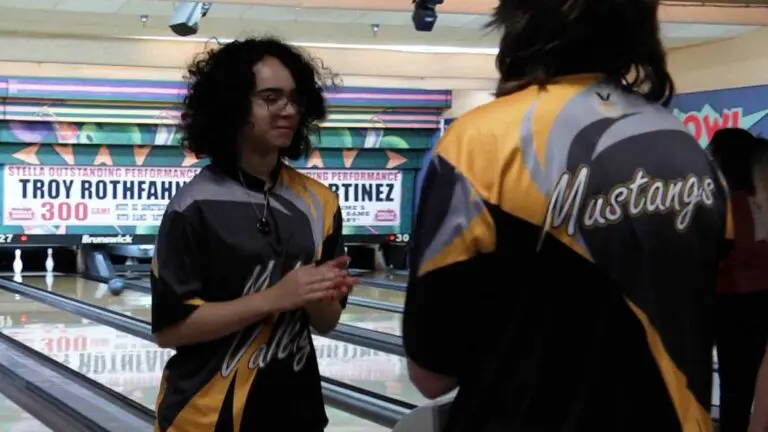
[404,75,731,432]
[717,190,768,295]
[151,163,345,432]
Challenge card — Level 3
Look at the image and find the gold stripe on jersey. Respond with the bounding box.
[418,210,495,277]
[626,301,713,432]
[436,77,597,262]
[156,319,277,432]
[183,298,205,306]
[155,370,169,431]
[417,180,495,276]
[279,167,339,260]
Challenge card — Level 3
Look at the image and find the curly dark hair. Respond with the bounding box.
[709,128,757,194]
[487,0,675,106]
[179,37,336,171]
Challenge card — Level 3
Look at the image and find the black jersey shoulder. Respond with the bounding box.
[405,76,726,432]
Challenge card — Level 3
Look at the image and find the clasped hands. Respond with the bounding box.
[269,256,360,311]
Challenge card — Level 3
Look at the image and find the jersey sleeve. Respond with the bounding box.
[151,208,206,333]
[318,205,348,308]
[402,142,497,377]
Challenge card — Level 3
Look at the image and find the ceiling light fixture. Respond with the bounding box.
[125,35,498,55]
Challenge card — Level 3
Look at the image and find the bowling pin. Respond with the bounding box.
[45,272,53,291]
[45,248,54,273]
[12,249,22,274]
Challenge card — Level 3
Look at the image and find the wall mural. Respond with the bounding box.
[0,77,451,108]
[0,121,435,149]
[670,85,768,147]
[0,76,448,242]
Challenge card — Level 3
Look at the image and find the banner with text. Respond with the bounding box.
[298,169,402,227]
[2,165,200,227]
[670,85,768,147]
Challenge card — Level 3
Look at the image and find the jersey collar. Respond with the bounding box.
[236,160,283,192]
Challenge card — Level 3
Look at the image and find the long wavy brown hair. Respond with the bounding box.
[486,0,675,106]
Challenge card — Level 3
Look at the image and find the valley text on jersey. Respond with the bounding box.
[151,163,345,432]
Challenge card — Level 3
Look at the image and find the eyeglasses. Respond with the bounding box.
[252,88,305,115]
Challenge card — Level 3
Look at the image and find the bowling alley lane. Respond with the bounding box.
[127,277,406,306]
[0,290,391,431]
[23,275,405,335]
[20,275,152,321]
[0,392,52,431]
[17,275,426,406]
[352,284,404,305]
[362,272,408,284]
[341,304,401,336]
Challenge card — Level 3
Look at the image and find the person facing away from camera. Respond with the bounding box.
[747,139,768,432]
[150,37,359,432]
[709,130,768,432]
[402,1,731,431]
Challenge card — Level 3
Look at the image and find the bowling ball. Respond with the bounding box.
[107,278,125,296]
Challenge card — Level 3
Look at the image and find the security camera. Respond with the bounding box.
[169,2,212,37]
[412,0,444,32]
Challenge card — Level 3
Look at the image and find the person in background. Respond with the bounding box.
[750,142,768,432]
[751,347,768,432]
[744,136,768,432]
[710,130,768,432]
[150,37,358,431]
[402,0,731,431]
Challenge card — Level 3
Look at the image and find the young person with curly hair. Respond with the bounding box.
[150,37,358,431]
[402,1,731,431]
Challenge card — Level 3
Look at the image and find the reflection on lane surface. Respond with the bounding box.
[22,276,405,336]
[359,272,407,284]
[20,275,151,321]
[340,305,401,336]
[22,277,406,333]
[0,290,386,431]
[22,276,404,335]
[314,336,425,405]
[0,392,52,431]
[18,276,425,404]
[353,285,404,305]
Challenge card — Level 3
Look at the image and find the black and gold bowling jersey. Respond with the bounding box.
[151,162,345,432]
[404,75,732,432]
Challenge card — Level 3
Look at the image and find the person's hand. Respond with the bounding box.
[265,264,344,312]
[318,256,360,300]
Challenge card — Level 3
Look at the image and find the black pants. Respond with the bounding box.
[716,290,768,432]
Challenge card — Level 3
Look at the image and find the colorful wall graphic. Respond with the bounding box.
[670,85,768,148]
[0,121,435,149]
[0,76,450,244]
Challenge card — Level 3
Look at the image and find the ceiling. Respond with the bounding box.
[0,0,761,50]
